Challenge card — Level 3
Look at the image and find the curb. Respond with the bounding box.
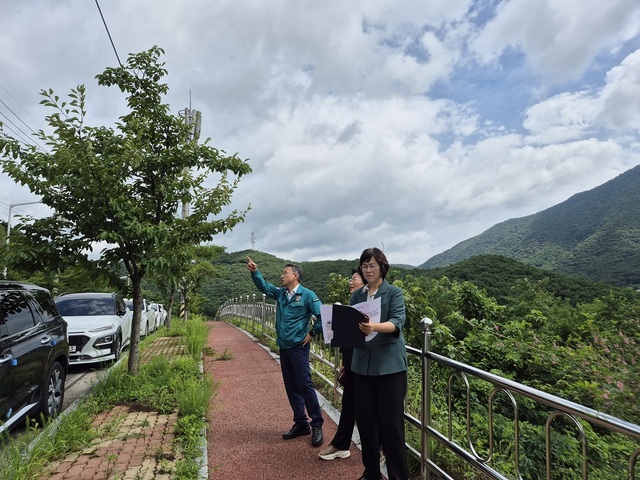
[198,357,209,480]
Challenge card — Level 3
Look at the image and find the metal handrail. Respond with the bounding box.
[215,300,640,480]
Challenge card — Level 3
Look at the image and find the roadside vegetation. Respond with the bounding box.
[0,46,250,376]
[224,263,639,480]
[0,316,213,480]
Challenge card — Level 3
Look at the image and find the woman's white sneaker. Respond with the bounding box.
[318,444,351,460]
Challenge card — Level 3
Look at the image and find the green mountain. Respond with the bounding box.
[201,249,622,317]
[407,254,616,305]
[421,164,640,286]
[200,249,360,315]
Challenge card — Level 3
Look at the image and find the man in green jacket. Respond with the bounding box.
[246,256,324,447]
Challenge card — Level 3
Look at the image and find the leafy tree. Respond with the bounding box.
[324,272,351,305]
[0,46,251,374]
[175,245,224,322]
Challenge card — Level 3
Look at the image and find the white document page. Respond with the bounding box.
[320,297,382,344]
[351,297,381,341]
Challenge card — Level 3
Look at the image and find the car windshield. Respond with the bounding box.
[56,297,115,316]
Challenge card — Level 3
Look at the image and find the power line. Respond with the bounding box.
[0,98,41,138]
[0,82,48,152]
[0,201,45,218]
[94,0,123,67]
[0,111,33,146]
[0,82,44,131]
[0,99,47,152]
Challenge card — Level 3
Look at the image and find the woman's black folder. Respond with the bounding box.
[330,304,368,348]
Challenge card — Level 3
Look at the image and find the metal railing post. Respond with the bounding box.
[246,295,250,330]
[261,294,266,338]
[421,317,433,480]
[252,293,256,331]
[333,346,340,402]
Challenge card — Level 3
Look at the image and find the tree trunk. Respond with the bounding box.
[127,277,143,375]
[166,288,176,330]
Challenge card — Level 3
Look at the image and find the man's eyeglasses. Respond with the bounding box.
[361,264,379,271]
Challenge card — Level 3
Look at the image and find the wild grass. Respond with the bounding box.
[0,315,214,480]
[0,408,96,480]
[184,317,209,358]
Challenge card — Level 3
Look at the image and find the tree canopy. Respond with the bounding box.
[0,46,251,374]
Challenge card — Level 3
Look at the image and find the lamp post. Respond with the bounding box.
[3,200,42,278]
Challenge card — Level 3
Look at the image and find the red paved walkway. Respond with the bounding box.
[204,321,365,480]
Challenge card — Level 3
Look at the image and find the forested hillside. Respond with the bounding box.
[199,249,359,315]
[406,255,617,305]
[201,251,622,317]
[422,164,640,287]
[208,249,639,478]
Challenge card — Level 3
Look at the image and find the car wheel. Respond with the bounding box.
[112,333,122,363]
[38,361,66,420]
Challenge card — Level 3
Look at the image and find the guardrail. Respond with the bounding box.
[216,296,640,480]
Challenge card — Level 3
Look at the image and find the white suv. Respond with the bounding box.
[124,298,158,338]
[55,292,132,365]
[149,303,167,329]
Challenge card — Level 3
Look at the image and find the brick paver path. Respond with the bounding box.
[40,337,187,480]
[38,324,366,479]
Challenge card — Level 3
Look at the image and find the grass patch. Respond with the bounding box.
[0,316,214,480]
[0,408,97,480]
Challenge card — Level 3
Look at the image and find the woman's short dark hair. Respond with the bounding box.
[359,247,389,279]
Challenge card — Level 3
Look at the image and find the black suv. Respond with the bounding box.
[0,281,69,434]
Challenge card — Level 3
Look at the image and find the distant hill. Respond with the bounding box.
[200,250,359,315]
[406,254,617,305]
[200,249,624,317]
[421,164,640,286]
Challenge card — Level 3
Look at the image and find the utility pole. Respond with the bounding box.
[178,97,201,322]
[180,100,202,220]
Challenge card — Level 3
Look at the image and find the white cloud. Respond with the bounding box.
[471,0,640,82]
[522,47,640,143]
[599,49,640,130]
[523,91,599,142]
[1,0,639,268]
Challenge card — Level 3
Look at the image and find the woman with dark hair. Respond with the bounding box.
[351,247,408,480]
[318,268,366,461]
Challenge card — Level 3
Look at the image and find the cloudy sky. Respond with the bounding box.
[1,0,640,266]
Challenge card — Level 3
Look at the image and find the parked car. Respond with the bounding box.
[0,281,69,434]
[124,298,158,338]
[149,303,167,330]
[55,292,132,365]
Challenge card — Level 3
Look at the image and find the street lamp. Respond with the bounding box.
[3,200,42,278]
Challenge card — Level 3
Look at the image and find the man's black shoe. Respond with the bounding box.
[282,423,311,440]
[311,426,323,447]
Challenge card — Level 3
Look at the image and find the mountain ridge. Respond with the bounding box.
[421,164,640,286]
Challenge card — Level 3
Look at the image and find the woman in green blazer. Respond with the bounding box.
[351,247,408,480]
